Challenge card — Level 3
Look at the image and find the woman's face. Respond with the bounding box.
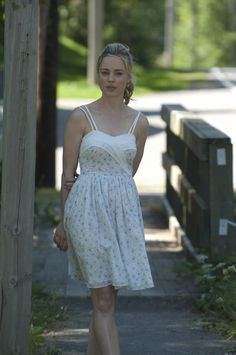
[98,55,129,99]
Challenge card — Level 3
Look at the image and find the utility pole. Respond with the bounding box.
[87,0,104,84]
[0,1,39,354]
[163,0,175,67]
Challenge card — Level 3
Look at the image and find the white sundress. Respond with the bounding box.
[64,105,154,290]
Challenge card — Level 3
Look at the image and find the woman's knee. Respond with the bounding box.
[91,286,116,313]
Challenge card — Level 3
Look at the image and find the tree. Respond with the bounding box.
[36,0,59,187]
[87,0,104,84]
[173,0,236,68]
[59,0,166,68]
[104,0,165,67]
[0,2,39,353]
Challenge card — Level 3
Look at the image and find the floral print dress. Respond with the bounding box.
[64,105,154,290]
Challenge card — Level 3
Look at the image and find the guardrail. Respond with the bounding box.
[161,104,235,259]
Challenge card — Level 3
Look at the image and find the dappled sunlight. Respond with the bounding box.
[46,328,89,338]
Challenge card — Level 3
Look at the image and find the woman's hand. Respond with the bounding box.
[63,172,79,191]
[53,222,68,252]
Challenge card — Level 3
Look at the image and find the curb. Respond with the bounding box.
[146,193,205,264]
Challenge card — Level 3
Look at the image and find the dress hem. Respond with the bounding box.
[69,274,154,291]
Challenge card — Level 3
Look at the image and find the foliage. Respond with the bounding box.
[34,188,60,227]
[174,0,236,68]
[58,0,236,70]
[58,34,87,80]
[29,324,46,354]
[176,253,236,340]
[58,0,87,47]
[58,0,165,68]
[104,0,165,67]
[30,283,66,354]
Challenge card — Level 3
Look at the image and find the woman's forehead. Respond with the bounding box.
[99,55,127,70]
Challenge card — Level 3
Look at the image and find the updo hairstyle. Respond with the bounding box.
[97,43,135,105]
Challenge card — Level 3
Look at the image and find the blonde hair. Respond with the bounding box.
[97,43,135,105]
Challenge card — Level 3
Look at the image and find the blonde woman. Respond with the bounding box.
[54,43,154,355]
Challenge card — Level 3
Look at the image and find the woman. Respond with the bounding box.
[53,43,154,355]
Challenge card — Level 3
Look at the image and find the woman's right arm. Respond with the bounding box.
[53,109,85,251]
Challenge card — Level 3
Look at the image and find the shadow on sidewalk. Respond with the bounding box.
[33,195,236,354]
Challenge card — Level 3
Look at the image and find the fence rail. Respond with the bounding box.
[161,104,235,259]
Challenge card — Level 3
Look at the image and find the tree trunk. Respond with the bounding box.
[0,2,39,354]
[36,0,58,187]
[87,0,104,84]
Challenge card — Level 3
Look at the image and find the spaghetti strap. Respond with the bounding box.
[128,112,141,134]
[80,105,98,130]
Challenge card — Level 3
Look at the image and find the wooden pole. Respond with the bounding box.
[87,0,104,84]
[0,1,39,354]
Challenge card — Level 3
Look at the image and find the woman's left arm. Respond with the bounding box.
[132,114,149,176]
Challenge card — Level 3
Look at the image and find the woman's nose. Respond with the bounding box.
[108,73,114,81]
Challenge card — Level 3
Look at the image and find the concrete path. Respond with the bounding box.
[33,196,236,354]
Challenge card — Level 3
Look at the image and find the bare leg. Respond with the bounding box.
[86,286,120,355]
[86,317,102,355]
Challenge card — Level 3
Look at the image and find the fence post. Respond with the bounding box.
[161,104,235,259]
[209,140,235,258]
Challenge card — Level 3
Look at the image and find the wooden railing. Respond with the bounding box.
[161,104,235,259]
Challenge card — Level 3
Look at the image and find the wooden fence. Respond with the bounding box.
[161,104,235,259]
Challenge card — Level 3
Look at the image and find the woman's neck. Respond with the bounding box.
[97,96,127,113]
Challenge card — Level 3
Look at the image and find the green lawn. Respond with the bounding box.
[57,36,208,99]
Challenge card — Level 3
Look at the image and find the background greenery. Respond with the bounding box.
[56,0,236,98]
[58,0,236,70]
[1,1,235,97]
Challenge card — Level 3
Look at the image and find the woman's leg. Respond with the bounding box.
[86,285,120,355]
[86,317,102,355]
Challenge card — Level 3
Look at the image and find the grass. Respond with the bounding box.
[32,189,65,353]
[30,283,66,354]
[34,188,60,227]
[176,254,236,347]
[57,35,208,99]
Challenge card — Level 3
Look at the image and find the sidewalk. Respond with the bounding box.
[33,195,235,354]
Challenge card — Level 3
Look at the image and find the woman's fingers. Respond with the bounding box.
[64,174,80,190]
[61,239,68,251]
[64,179,75,190]
[53,225,68,252]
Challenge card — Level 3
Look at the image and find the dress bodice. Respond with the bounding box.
[78,106,140,176]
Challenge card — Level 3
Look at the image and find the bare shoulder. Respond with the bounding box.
[66,107,86,128]
[138,113,149,129]
[127,107,149,128]
[136,112,149,138]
